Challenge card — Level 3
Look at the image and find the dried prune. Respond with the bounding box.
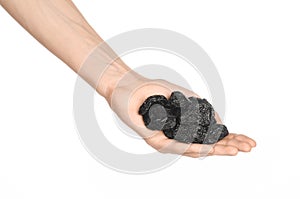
[138,91,229,144]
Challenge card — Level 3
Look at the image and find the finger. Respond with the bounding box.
[211,144,239,156]
[234,134,257,147]
[217,137,252,152]
[161,143,238,157]
[227,139,252,152]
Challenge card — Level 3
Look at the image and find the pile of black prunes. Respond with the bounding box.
[138,91,228,144]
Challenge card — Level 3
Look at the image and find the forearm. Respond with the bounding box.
[0,0,130,97]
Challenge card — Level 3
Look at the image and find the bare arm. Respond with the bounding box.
[0,0,130,98]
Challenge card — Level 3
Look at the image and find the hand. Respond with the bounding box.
[107,70,256,158]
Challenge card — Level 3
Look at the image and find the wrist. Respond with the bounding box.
[78,41,134,100]
[96,59,131,99]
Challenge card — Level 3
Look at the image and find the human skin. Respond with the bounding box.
[0,0,256,157]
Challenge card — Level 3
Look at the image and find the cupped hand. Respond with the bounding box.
[108,70,256,158]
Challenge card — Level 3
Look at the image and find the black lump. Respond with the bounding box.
[138,91,229,144]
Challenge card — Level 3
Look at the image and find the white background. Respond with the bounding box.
[1,0,299,198]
